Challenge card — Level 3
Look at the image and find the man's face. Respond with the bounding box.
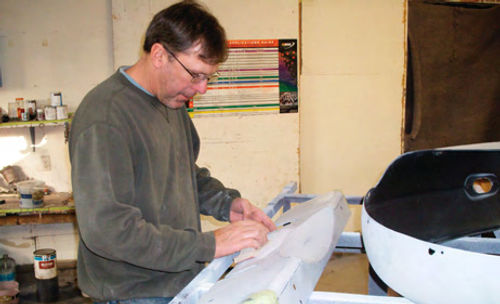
[156,43,218,109]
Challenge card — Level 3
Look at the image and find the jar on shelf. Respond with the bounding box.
[15,98,24,120]
[8,102,17,120]
[20,110,28,122]
[26,100,36,120]
[36,108,45,121]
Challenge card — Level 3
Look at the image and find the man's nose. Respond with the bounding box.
[193,80,208,94]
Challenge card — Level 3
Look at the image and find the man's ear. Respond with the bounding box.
[150,43,166,68]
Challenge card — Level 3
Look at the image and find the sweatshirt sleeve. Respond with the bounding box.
[187,115,241,222]
[195,165,240,222]
[70,123,215,272]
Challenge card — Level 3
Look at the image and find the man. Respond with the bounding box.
[69,1,275,303]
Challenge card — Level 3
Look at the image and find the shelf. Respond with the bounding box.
[0,192,75,226]
[0,118,71,151]
[0,118,71,129]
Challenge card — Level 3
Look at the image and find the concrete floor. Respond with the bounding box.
[316,252,369,295]
[313,207,370,295]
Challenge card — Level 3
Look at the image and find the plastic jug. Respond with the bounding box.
[0,255,15,282]
[0,255,18,304]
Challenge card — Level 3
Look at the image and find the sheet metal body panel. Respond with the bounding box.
[363,148,500,304]
[362,206,500,304]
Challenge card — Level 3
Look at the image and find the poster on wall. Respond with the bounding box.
[279,39,298,113]
[189,39,298,117]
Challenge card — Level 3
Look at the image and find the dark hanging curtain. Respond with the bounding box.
[404,1,500,151]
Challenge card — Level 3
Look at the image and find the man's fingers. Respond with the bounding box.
[234,221,270,244]
[230,198,277,232]
[263,216,277,231]
[213,220,271,258]
[248,209,277,232]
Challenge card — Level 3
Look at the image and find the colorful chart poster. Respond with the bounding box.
[189,39,298,117]
[278,39,298,113]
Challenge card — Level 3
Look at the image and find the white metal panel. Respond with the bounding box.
[362,205,500,304]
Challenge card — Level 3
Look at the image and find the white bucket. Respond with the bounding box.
[16,180,45,208]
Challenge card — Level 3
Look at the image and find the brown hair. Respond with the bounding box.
[143,0,228,64]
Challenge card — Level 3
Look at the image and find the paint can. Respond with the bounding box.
[33,249,59,303]
[56,105,68,120]
[44,106,57,121]
[50,92,62,107]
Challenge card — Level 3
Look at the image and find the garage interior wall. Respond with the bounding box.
[0,0,114,264]
[0,0,405,264]
[300,0,405,229]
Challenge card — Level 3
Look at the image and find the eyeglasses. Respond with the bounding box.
[161,43,219,84]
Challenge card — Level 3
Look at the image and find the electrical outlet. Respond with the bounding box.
[40,155,51,171]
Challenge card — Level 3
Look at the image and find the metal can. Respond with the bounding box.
[36,108,45,121]
[44,106,57,120]
[33,249,57,280]
[50,92,62,107]
[33,249,59,302]
[56,105,68,120]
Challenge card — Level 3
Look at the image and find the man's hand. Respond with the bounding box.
[213,198,277,258]
[229,198,277,232]
[213,220,270,258]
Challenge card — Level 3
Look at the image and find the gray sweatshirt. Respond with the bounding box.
[69,70,239,301]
